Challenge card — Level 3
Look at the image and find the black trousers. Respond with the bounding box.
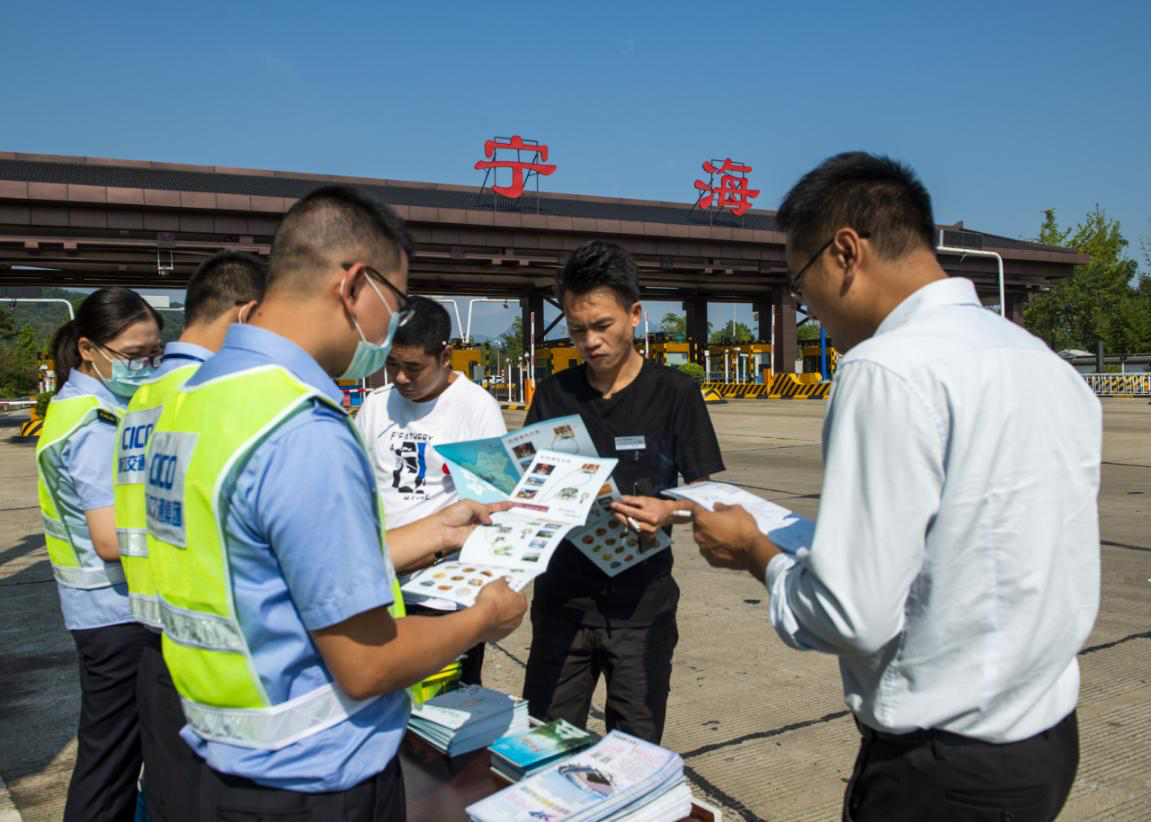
[843,710,1079,822]
[523,609,679,744]
[195,752,405,821]
[405,602,486,686]
[138,640,200,821]
[64,621,153,822]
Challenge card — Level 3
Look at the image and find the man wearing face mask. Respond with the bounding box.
[112,252,266,822]
[144,186,527,820]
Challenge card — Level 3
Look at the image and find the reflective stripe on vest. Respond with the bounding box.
[36,394,125,589]
[117,529,149,557]
[114,365,199,626]
[179,682,378,752]
[53,562,126,589]
[149,365,414,749]
[131,594,161,629]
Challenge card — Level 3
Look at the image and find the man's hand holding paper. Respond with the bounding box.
[687,502,781,579]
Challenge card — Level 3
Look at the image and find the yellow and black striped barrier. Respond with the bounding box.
[17,418,44,438]
[701,377,831,400]
[700,386,728,404]
[500,403,529,411]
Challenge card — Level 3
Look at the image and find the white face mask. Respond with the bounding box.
[339,276,401,380]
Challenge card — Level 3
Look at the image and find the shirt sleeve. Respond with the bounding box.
[61,418,118,511]
[244,405,395,631]
[672,378,725,482]
[766,361,943,655]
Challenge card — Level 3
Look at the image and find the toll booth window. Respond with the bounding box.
[665,352,688,366]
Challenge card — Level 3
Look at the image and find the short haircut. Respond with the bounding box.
[392,296,451,356]
[555,240,640,308]
[268,185,413,291]
[775,152,937,259]
[183,252,267,326]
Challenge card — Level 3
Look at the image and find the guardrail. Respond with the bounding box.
[702,374,832,400]
[1082,373,1151,397]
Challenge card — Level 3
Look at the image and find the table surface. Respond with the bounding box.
[400,733,718,822]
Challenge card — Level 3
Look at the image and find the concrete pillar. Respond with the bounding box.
[771,285,798,374]
[520,291,545,351]
[753,300,771,340]
[1005,291,1029,326]
[683,297,708,365]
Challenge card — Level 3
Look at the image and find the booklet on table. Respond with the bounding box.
[662,480,815,554]
[467,730,688,822]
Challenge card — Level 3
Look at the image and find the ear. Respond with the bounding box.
[831,228,866,275]
[629,301,642,329]
[441,344,454,368]
[76,336,98,363]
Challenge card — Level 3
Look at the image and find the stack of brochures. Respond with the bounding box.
[489,719,599,782]
[467,731,692,822]
[408,685,529,757]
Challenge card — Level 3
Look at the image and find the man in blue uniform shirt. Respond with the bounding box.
[149,186,526,820]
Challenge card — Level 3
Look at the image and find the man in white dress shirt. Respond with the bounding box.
[355,296,507,683]
[690,152,1101,821]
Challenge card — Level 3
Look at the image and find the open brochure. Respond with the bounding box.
[662,480,814,555]
[401,449,618,608]
[467,730,686,822]
[432,415,673,580]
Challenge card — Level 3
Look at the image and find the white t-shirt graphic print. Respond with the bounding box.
[356,374,507,529]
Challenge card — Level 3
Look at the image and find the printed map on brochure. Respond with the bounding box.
[401,450,618,609]
[662,481,814,554]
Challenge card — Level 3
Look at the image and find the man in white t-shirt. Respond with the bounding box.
[356,296,507,682]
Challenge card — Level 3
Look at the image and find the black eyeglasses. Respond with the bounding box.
[101,344,164,372]
[787,230,872,304]
[341,263,414,327]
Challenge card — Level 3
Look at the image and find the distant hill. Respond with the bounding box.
[3,287,184,353]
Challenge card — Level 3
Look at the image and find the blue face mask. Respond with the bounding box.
[93,348,157,398]
[339,275,401,381]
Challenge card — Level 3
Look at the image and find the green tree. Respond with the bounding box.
[709,320,754,343]
[658,312,685,338]
[1023,206,1150,354]
[0,323,41,396]
[797,320,822,342]
[497,316,525,364]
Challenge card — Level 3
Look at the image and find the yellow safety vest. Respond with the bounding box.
[36,394,126,589]
[113,364,200,628]
[147,364,413,750]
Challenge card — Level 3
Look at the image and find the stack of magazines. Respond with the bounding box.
[408,685,529,757]
[489,719,599,782]
[467,731,692,822]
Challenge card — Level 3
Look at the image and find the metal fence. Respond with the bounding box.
[1081,373,1151,396]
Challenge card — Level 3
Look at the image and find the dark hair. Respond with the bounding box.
[184,252,268,326]
[392,296,451,356]
[51,287,162,384]
[555,241,640,308]
[269,185,413,291]
[775,152,937,259]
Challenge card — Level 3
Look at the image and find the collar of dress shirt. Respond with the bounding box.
[161,340,214,364]
[217,324,344,406]
[875,277,981,337]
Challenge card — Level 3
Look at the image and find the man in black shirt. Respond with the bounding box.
[523,240,725,743]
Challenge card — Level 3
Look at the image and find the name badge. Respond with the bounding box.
[614,436,646,452]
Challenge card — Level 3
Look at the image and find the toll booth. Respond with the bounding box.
[642,333,692,367]
[800,342,839,378]
[706,341,773,383]
[533,339,583,381]
[450,341,485,382]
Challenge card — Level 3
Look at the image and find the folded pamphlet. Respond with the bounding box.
[408,684,530,757]
[662,480,814,554]
[490,719,600,781]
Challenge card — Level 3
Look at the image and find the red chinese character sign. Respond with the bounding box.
[693,158,760,217]
[475,135,557,199]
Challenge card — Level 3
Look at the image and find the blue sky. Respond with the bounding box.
[3,1,1148,339]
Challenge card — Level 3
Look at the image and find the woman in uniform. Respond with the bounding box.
[35,286,163,822]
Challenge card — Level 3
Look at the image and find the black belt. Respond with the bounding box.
[855,717,985,748]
